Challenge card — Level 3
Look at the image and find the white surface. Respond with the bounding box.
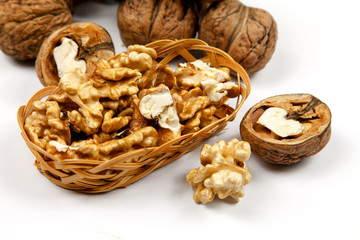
[1,0,359,239]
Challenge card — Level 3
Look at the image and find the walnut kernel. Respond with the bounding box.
[186,138,252,204]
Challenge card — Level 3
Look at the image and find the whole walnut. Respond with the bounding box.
[117,0,198,46]
[0,0,73,61]
[195,0,222,15]
[198,0,277,76]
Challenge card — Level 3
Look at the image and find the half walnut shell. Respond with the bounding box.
[240,94,331,165]
[36,22,115,86]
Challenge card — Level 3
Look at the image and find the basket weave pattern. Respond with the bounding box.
[17,39,251,193]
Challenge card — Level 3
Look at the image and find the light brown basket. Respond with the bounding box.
[17,39,251,193]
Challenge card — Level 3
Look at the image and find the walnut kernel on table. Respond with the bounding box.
[186,139,252,204]
[117,0,198,46]
[198,0,278,76]
[0,0,73,61]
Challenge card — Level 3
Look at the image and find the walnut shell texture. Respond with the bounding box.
[198,0,277,76]
[117,0,198,46]
[36,22,115,86]
[0,0,73,61]
[240,94,331,165]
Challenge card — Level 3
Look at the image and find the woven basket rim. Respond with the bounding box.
[18,38,251,193]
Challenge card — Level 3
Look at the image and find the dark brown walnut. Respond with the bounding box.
[0,0,73,61]
[195,0,222,15]
[36,22,115,86]
[240,94,331,165]
[198,0,277,76]
[117,0,198,46]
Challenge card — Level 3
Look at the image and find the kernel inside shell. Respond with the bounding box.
[240,93,331,165]
[36,22,115,86]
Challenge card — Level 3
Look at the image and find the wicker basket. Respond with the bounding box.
[17,39,251,193]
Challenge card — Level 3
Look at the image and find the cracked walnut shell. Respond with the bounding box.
[240,94,331,165]
[0,0,73,61]
[36,22,115,86]
[117,0,198,46]
[198,0,277,76]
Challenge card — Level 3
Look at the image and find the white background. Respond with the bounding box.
[1,0,359,239]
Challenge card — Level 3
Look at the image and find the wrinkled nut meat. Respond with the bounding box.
[36,22,115,86]
[186,138,252,204]
[257,107,304,138]
[198,0,278,76]
[139,84,181,135]
[0,0,73,61]
[117,0,198,46]
[175,59,231,89]
[24,43,242,162]
[240,94,331,165]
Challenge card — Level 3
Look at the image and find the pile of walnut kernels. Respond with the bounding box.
[25,40,240,159]
[24,39,252,203]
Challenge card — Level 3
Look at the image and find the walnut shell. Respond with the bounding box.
[240,94,331,165]
[117,0,198,46]
[195,0,222,15]
[36,22,115,86]
[198,0,277,76]
[0,0,73,61]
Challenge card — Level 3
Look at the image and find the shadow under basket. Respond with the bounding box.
[17,39,251,193]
